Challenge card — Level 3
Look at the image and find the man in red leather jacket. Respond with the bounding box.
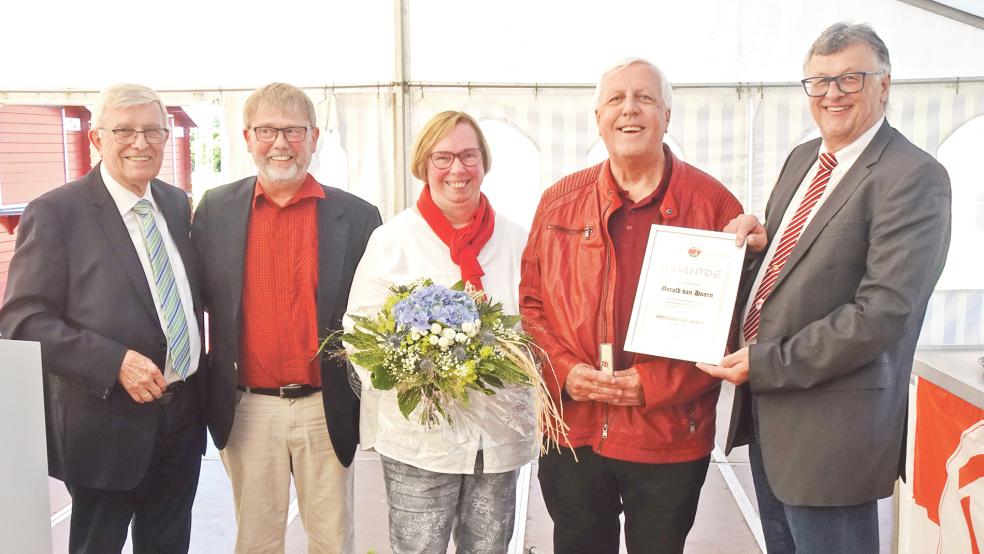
[519,58,743,554]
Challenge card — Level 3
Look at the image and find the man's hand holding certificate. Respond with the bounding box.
[624,225,746,365]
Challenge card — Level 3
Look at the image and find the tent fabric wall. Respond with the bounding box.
[3,78,979,345]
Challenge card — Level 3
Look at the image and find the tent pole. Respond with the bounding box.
[394,0,411,216]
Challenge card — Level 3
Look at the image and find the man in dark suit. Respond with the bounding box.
[698,23,951,553]
[193,82,381,553]
[0,83,206,553]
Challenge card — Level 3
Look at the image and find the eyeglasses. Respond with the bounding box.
[252,126,309,143]
[428,148,483,170]
[102,127,169,144]
[800,71,884,97]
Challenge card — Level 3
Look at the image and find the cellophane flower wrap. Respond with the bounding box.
[342,279,566,451]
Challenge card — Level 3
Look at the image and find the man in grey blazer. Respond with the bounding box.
[698,23,951,553]
[193,82,381,552]
[0,84,206,553]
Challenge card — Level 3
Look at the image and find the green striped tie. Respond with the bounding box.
[132,199,192,380]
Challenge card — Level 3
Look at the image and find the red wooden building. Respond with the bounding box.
[0,104,196,300]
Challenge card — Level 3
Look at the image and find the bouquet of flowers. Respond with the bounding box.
[342,279,565,448]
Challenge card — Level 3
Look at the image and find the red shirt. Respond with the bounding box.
[607,161,672,372]
[240,174,323,388]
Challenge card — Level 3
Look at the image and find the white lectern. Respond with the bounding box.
[0,339,52,553]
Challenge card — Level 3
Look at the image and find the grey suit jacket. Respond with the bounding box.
[192,176,381,467]
[0,165,207,490]
[725,121,951,506]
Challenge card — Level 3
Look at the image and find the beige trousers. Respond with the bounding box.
[220,391,354,554]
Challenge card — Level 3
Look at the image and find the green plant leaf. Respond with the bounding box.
[397,388,422,419]
[370,367,397,390]
[343,332,382,351]
[501,315,522,329]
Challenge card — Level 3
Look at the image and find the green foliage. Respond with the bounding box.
[343,278,536,427]
[397,388,422,419]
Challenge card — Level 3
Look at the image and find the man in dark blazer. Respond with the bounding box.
[698,23,951,553]
[193,82,381,553]
[0,84,206,553]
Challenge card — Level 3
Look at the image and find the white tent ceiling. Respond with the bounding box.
[3,0,983,91]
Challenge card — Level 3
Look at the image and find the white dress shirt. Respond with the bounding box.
[740,117,885,346]
[101,164,201,382]
[345,207,537,474]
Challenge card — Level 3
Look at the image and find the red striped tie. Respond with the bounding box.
[743,152,838,343]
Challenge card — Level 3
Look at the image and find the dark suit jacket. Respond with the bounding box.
[0,165,207,490]
[726,121,951,506]
[192,176,381,467]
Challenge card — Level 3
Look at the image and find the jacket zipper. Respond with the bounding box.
[598,201,667,447]
[546,224,593,240]
[598,198,615,447]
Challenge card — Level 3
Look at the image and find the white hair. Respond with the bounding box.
[594,58,673,109]
[91,83,167,129]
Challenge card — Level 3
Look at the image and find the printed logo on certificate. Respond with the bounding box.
[624,225,746,365]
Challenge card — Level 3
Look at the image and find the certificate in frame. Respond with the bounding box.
[624,225,746,364]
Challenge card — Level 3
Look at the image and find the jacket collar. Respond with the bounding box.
[596,145,681,222]
[84,163,160,322]
[767,119,895,290]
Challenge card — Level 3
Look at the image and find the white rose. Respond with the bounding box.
[442,328,456,339]
[429,335,439,345]
[455,332,467,343]
[430,323,442,335]
[461,322,475,333]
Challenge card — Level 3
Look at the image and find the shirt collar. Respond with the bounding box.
[252,173,325,208]
[601,144,676,211]
[100,162,157,216]
[821,115,885,163]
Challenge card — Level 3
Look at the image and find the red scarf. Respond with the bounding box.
[416,186,495,291]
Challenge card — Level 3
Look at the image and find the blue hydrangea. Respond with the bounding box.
[393,284,479,331]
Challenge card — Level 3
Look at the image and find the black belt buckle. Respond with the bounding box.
[279,384,304,399]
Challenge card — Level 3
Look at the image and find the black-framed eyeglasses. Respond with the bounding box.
[428,148,483,170]
[252,126,309,143]
[102,127,169,144]
[800,71,884,97]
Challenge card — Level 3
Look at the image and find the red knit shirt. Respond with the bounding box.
[607,162,672,372]
[239,174,323,388]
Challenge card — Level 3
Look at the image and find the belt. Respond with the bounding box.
[159,376,193,407]
[237,384,321,399]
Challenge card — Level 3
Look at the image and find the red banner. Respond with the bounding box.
[913,378,984,552]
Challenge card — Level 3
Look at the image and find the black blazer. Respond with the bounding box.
[0,165,207,490]
[192,176,381,467]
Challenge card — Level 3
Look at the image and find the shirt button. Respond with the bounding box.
[626,225,633,231]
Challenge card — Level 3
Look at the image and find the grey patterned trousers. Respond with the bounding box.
[379,454,519,554]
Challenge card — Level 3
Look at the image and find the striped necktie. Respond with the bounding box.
[743,152,838,343]
[132,199,192,379]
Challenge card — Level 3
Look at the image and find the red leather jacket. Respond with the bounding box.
[520,153,743,463]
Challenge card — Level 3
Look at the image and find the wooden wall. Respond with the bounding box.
[0,105,68,204]
[0,225,14,302]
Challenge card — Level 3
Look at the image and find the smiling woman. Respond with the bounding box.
[345,110,537,554]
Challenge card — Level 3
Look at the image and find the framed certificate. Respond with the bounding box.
[624,225,746,364]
